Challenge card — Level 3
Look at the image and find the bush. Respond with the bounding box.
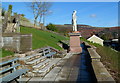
[46,23,58,31]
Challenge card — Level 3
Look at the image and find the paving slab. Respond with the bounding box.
[88,48,101,59]
[21,53,81,82]
[29,77,42,81]
[54,54,80,82]
[63,53,73,59]
[18,77,31,82]
[92,61,115,82]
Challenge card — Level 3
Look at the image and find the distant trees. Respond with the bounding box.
[28,1,52,28]
[100,32,113,40]
[46,23,70,36]
[46,23,58,31]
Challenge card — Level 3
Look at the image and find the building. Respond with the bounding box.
[87,35,104,46]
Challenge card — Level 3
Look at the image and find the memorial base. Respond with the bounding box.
[69,31,82,54]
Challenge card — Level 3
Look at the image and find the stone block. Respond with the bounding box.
[69,32,82,53]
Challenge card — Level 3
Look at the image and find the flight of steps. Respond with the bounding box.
[20,51,61,77]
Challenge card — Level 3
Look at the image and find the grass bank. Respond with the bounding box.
[80,37,120,82]
[96,46,120,82]
[1,49,14,58]
[20,26,68,50]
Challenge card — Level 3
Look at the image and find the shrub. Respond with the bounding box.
[46,23,58,31]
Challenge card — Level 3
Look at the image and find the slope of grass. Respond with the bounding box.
[96,46,120,82]
[81,37,119,71]
[80,37,120,82]
[1,49,14,58]
[20,26,68,50]
[96,46,119,71]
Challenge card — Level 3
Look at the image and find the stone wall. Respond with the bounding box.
[2,33,32,53]
[20,21,44,30]
[87,43,115,82]
[20,34,32,53]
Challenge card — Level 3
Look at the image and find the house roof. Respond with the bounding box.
[87,35,104,41]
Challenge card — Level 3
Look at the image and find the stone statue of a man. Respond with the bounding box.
[72,10,77,31]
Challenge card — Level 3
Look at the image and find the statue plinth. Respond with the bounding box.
[69,31,82,54]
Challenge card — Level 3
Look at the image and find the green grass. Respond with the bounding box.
[1,49,14,58]
[97,46,120,72]
[80,37,101,47]
[20,26,68,50]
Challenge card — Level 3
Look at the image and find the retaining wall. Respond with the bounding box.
[87,46,115,82]
[2,33,32,53]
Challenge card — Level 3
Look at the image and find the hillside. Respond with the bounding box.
[20,26,68,50]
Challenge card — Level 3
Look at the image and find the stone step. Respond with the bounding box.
[33,58,61,76]
[25,53,42,61]
[33,59,51,69]
[26,56,46,65]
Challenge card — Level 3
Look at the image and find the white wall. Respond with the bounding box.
[87,35,104,46]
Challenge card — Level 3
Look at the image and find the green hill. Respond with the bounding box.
[20,26,68,50]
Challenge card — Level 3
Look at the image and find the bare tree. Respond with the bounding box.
[41,2,52,25]
[28,1,42,26]
[28,1,52,28]
[38,2,52,29]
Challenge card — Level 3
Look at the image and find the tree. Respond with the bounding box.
[40,2,52,26]
[28,1,52,28]
[28,1,43,26]
[8,5,12,17]
[14,12,17,16]
[2,8,6,16]
[101,32,113,40]
[21,14,25,17]
[46,23,57,31]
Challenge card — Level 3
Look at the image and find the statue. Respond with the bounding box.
[72,10,77,32]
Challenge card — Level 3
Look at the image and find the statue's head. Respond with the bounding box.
[73,10,77,13]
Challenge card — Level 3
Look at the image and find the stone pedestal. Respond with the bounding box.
[69,31,82,54]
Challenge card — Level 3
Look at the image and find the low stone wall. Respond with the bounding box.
[20,21,44,30]
[2,33,20,52]
[88,46,115,82]
[2,33,32,53]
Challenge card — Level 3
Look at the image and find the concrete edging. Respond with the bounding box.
[88,47,115,82]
